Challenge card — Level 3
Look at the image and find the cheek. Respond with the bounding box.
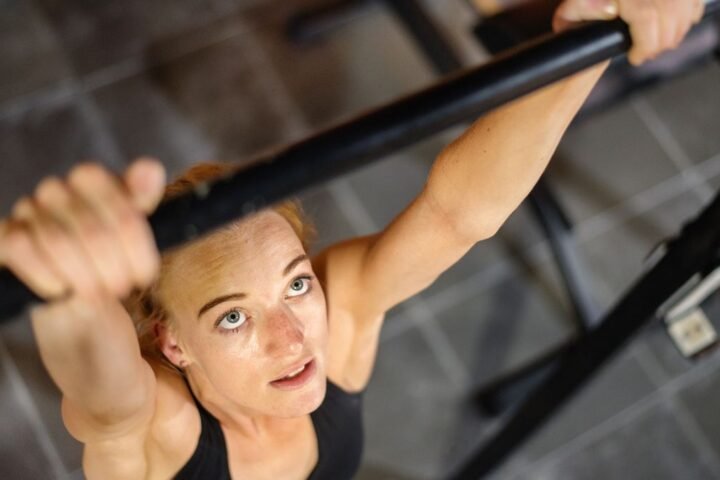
[186,330,257,375]
[304,296,328,339]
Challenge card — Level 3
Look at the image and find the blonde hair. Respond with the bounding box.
[124,162,316,371]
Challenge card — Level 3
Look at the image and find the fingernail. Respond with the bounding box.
[603,0,619,16]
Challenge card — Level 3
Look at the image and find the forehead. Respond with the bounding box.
[159,211,305,300]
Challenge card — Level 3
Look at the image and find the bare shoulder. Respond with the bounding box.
[311,234,378,315]
[312,236,385,392]
[144,359,201,476]
[64,360,200,479]
[61,361,158,479]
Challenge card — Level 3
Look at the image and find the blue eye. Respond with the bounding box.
[288,277,311,297]
[217,309,247,331]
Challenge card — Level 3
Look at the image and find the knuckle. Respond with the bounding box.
[75,275,102,300]
[633,3,658,21]
[144,254,161,284]
[34,177,65,204]
[3,226,31,255]
[11,197,33,219]
[134,252,160,288]
[77,221,107,245]
[116,278,133,298]
[104,272,130,298]
[658,35,673,52]
[68,163,108,189]
[42,283,68,300]
[116,207,142,232]
[675,25,690,45]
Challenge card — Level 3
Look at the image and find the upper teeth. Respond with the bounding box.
[284,364,305,379]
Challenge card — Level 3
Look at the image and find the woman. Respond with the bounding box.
[0,0,705,478]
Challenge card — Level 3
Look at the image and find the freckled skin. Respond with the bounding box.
[158,211,328,427]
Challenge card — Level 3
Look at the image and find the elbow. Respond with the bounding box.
[420,187,505,246]
[450,209,505,244]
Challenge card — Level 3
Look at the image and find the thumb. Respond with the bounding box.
[553,0,619,32]
[124,157,166,215]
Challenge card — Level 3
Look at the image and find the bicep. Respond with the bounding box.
[322,190,491,319]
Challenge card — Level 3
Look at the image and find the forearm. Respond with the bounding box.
[32,298,153,423]
[424,62,609,240]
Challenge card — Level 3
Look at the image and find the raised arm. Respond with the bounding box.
[320,0,704,320]
[0,160,165,471]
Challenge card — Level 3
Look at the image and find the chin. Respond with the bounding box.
[275,375,327,418]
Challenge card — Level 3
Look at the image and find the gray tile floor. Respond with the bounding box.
[1,0,720,479]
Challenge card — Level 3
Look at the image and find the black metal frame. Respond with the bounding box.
[1,3,720,478]
[448,191,720,478]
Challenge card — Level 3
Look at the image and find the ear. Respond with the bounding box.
[155,323,188,368]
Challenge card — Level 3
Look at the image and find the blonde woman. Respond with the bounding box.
[0,0,704,478]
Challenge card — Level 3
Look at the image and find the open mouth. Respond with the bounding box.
[269,358,316,390]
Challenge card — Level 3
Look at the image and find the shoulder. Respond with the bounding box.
[139,359,201,479]
[312,238,386,393]
[312,234,378,316]
[145,359,201,459]
[64,359,200,479]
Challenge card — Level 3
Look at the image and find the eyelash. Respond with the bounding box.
[214,275,314,334]
[287,275,313,298]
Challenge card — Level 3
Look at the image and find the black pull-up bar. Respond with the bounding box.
[0,2,718,319]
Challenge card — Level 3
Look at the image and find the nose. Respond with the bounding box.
[263,304,305,357]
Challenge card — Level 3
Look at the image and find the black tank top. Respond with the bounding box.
[174,379,364,479]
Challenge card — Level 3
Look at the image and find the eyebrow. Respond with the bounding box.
[197,254,310,319]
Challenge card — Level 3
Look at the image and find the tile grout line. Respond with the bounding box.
[235,19,310,139]
[580,272,720,474]
[515,350,720,476]
[0,338,68,478]
[327,179,380,235]
[668,395,720,476]
[424,257,517,316]
[624,336,720,474]
[0,14,255,121]
[0,82,80,122]
[75,95,126,168]
[630,341,672,390]
[406,300,473,391]
[379,308,431,344]
[0,0,84,122]
[61,468,83,480]
[630,305,720,478]
[574,150,720,242]
[424,150,720,318]
[631,97,715,202]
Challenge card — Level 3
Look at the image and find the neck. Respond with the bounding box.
[184,369,296,441]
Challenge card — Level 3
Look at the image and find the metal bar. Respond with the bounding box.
[447,190,720,479]
[474,339,574,416]
[527,181,602,328]
[1,2,719,319]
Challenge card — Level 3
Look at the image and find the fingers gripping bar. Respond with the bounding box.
[1,1,718,320]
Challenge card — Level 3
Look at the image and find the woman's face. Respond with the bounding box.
[159,210,328,418]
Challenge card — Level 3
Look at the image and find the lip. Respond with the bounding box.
[271,356,315,383]
[269,358,317,390]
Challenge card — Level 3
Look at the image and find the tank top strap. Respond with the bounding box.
[173,377,231,480]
